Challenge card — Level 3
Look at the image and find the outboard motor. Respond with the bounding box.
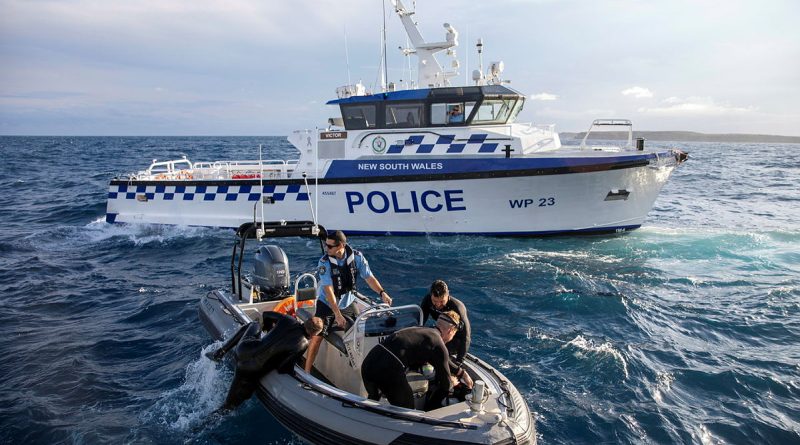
[252,245,289,300]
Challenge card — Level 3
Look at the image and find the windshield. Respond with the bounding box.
[473,98,517,124]
[362,306,421,337]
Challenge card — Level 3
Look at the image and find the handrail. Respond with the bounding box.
[144,157,193,176]
[138,157,301,180]
[580,118,633,150]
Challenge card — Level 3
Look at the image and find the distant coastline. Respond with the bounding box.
[559,131,800,144]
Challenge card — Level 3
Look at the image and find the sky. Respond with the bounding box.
[1,0,798,136]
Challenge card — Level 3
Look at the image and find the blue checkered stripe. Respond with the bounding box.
[385,133,498,154]
[108,184,309,202]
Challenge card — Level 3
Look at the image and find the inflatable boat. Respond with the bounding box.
[198,221,536,444]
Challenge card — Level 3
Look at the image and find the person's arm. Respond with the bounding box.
[206,321,259,362]
[365,275,392,305]
[322,284,347,328]
[261,311,284,332]
[453,299,471,365]
[357,254,391,305]
[420,294,431,325]
[425,343,453,410]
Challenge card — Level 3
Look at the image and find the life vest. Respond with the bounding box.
[272,295,315,318]
[322,245,360,299]
[272,296,296,317]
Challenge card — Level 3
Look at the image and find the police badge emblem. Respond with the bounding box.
[371,136,387,154]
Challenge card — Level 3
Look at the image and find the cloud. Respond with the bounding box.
[638,96,757,116]
[621,87,653,99]
[530,93,558,101]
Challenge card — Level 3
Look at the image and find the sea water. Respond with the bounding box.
[0,136,797,444]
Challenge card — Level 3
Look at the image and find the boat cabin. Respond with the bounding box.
[328,85,525,130]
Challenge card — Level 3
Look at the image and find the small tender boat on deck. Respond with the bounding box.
[106,0,686,236]
[198,221,536,444]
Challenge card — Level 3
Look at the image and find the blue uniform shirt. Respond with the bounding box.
[317,253,373,309]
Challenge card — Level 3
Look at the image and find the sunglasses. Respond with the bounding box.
[326,242,341,249]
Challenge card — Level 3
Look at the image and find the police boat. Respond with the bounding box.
[106,0,686,236]
[199,220,536,444]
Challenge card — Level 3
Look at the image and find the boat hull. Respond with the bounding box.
[256,371,535,445]
[198,290,536,445]
[108,153,678,235]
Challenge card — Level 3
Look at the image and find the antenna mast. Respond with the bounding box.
[381,0,389,91]
[344,25,352,86]
[390,0,459,88]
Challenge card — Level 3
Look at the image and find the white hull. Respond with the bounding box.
[107,154,678,235]
[198,288,535,445]
[105,1,687,237]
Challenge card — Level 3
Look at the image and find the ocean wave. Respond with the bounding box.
[137,343,231,434]
[3,137,799,444]
[563,335,630,379]
[81,220,224,246]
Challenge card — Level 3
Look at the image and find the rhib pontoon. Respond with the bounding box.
[199,221,535,444]
[107,0,686,236]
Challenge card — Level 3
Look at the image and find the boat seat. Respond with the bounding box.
[294,286,317,322]
[406,371,429,410]
[322,313,354,355]
[406,371,429,394]
[323,329,348,355]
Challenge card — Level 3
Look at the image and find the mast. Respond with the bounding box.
[390,0,459,88]
[382,0,389,91]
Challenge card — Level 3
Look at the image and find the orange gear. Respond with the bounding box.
[273,296,296,316]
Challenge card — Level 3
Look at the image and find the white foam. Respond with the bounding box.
[696,424,723,445]
[564,335,630,379]
[81,219,220,245]
[651,371,675,404]
[139,342,231,432]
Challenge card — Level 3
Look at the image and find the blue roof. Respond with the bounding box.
[325,85,523,105]
[326,89,431,105]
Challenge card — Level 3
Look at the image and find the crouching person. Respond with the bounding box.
[207,311,323,412]
[360,311,462,410]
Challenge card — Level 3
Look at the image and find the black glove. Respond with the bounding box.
[205,348,225,362]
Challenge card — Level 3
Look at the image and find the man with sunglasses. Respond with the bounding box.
[420,280,471,380]
[304,230,392,373]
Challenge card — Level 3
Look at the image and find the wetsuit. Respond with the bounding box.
[360,327,452,410]
[420,294,471,371]
[210,312,310,411]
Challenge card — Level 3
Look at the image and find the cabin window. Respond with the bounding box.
[507,98,525,124]
[473,99,517,124]
[430,101,476,126]
[341,104,377,130]
[385,102,425,128]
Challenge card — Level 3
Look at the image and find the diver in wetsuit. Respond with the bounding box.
[360,311,462,410]
[420,280,471,377]
[207,312,323,411]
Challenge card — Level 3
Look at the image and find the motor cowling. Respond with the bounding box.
[252,245,289,299]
